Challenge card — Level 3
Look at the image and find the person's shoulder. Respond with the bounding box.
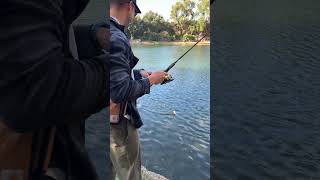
[110,23,127,40]
[110,31,127,43]
[110,31,129,49]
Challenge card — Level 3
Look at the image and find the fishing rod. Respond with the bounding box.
[161,33,208,85]
[161,0,214,85]
[165,34,207,73]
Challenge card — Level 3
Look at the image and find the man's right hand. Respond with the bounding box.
[147,71,168,85]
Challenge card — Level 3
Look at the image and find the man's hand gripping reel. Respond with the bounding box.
[161,74,174,85]
[161,63,175,85]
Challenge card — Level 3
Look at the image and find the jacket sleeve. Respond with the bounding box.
[110,35,151,104]
[133,69,144,80]
[0,1,109,132]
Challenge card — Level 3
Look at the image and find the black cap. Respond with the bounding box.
[131,0,141,14]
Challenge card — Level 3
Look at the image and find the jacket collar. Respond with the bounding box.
[110,17,126,33]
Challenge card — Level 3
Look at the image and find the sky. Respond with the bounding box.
[137,0,180,20]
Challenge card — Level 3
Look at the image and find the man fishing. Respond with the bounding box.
[109,0,169,179]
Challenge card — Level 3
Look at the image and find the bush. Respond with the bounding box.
[168,35,176,41]
[142,31,161,41]
[183,34,196,42]
[160,31,169,41]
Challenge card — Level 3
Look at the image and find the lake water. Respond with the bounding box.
[212,0,320,179]
[132,45,211,180]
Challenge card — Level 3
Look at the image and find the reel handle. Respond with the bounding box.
[161,74,174,85]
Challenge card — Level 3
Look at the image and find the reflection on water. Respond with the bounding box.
[133,45,210,180]
[212,0,320,179]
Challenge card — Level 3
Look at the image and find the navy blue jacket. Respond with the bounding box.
[110,18,151,128]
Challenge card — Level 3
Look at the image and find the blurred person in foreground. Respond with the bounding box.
[0,0,109,179]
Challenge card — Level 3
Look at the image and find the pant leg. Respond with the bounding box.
[110,119,128,180]
[126,121,141,180]
[110,119,141,180]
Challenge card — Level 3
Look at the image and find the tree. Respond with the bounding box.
[128,11,176,41]
[197,0,210,21]
[170,0,196,37]
[196,0,210,36]
[127,16,146,39]
[126,0,210,41]
[142,11,165,33]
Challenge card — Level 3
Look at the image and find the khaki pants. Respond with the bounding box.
[110,119,141,180]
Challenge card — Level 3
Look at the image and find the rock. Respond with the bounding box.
[115,166,169,180]
[141,166,169,180]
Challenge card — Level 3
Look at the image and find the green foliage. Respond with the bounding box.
[127,16,144,39]
[141,32,161,41]
[196,0,210,36]
[183,34,196,42]
[126,0,210,41]
[170,0,196,36]
[127,11,175,41]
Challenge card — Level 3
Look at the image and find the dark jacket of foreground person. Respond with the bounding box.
[110,18,150,128]
[0,0,109,179]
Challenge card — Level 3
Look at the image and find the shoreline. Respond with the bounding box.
[130,40,210,46]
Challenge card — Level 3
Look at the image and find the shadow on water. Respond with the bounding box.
[212,0,320,179]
